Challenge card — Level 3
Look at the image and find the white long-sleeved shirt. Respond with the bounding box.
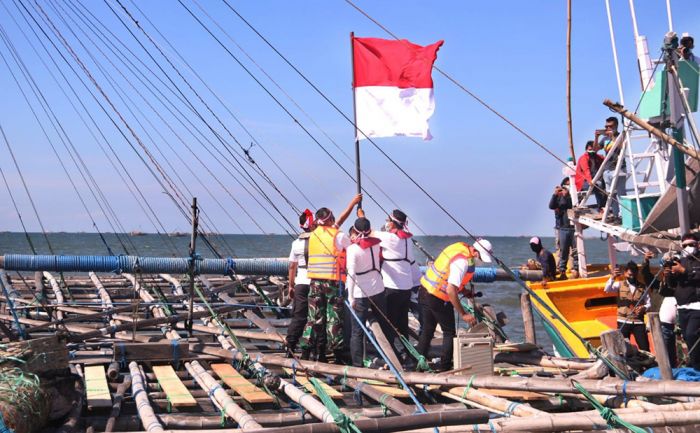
[604,277,651,323]
[288,238,310,285]
[346,242,384,303]
[374,231,418,290]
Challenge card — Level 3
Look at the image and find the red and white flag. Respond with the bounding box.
[352,37,443,141]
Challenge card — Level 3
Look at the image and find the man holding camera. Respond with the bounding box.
[662,233,700,369]
[594,117,625,222]
[549,178,578,279]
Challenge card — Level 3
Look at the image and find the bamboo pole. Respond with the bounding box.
[194,350,700,397]
[185,361,261,431]
[519,293,536,345]
[492,408,700,432]
[603,99,700,161]
[344,378,413,416]
[113,409,489,433]
[369,321,403,371]
[493,351,593,370]
[648,312,673,380]
[128,362,163,432]
[43,272,64,320]
[105,374,131,433]
[446,387,545,417]
[600,329,629,378]
[566,0,575,161]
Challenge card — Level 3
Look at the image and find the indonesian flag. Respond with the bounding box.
[353,37,444,141]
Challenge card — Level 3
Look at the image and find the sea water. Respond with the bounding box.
[0,232,632,347]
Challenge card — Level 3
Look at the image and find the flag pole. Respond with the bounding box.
[350,31,362,209]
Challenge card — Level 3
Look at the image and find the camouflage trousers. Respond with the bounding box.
[300,279,344,353]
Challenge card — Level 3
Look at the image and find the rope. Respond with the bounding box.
[461,375,476,401]
[571,380,647,433]
[309,377,361,433]
[171,339,179,366]
[378,394,390,416]
[398,335,431,372]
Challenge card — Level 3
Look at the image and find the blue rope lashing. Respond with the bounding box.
[622,380,629,408]
[118,343,127,368]
[488,420,497,433]
[226,257,235,275]
[171,340,180,367]
[68,350,76,360]
[208,384,222,399]
[353,387,363,406]
[290,359,298,384]
[0,411,14,433]
[506,401,521,416]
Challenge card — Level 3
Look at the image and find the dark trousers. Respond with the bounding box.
[678,309,700,370]
[661,322,678,368]
[618,321,650,352]
[416,287,456,370]
[557,228,578,273]
[386,288,411,353]
[350,292,388,367]
[285,284,310,350]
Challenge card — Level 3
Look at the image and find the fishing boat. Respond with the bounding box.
[528,3,700,358]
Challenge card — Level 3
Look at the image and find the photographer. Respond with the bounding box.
[548,178,578,279]
[594,117,625,222]
[662,233,700,370]
[604,259,651,351]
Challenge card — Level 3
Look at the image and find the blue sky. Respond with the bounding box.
[0,0,698,237]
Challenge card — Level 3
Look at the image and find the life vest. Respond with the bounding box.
[382,230,415,265]
[299,231,311,269]
[616,279,644,320]
[353,238,382,276]
[306,226,346,281]
[420,242,476,302]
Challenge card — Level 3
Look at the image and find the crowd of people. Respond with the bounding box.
[284,194,493,371]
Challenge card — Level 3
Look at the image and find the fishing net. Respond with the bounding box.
[0,343,50,433]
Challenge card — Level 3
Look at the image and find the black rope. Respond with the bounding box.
[0,164,37,255]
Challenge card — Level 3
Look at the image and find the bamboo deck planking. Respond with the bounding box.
[84,365,112,408]
[152,365,197,407]
[211,363,274,404]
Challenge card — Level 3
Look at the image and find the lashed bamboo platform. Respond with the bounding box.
[0,270,699,433]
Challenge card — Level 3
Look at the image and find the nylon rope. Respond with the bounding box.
[571,379,647,433]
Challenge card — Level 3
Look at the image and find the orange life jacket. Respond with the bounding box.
[420,242,476,302]
[306,226,346,281]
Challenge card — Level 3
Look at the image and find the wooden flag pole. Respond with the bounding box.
[350,32,362,209]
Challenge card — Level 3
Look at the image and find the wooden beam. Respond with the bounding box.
[152,365,197,407]
[210,363,273,404]
[84,365,112,408]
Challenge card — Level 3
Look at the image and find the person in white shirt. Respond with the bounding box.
[604,260,652,351]
[285,210,315,358]
[373,209,419,363]
[346,217,389,367]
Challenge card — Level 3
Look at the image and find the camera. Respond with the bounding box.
[663,255,680,268]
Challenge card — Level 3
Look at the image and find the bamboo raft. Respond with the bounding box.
[0,267,699,433]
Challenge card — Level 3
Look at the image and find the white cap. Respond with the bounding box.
[473,238,493,263]
[529,236,542,245]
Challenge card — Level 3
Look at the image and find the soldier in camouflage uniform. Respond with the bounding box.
[299,195,360,362]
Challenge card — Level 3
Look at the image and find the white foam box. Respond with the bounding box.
[453,332,493,376]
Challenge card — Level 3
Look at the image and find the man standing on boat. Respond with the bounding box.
[372,209,420,365]
[345,216,391,367]
[595,117,625,222]
[604,259,653,351]
[549,178,578,279]
[285,209,315,359]
[300,194,362,363]
[416,239,493,371]
[662,233,700,370]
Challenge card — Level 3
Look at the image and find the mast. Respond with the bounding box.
[566,0,575,162]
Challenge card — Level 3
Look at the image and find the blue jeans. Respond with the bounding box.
[661,322,678,368]
[557,228,578,273]
[603,170,627,217]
